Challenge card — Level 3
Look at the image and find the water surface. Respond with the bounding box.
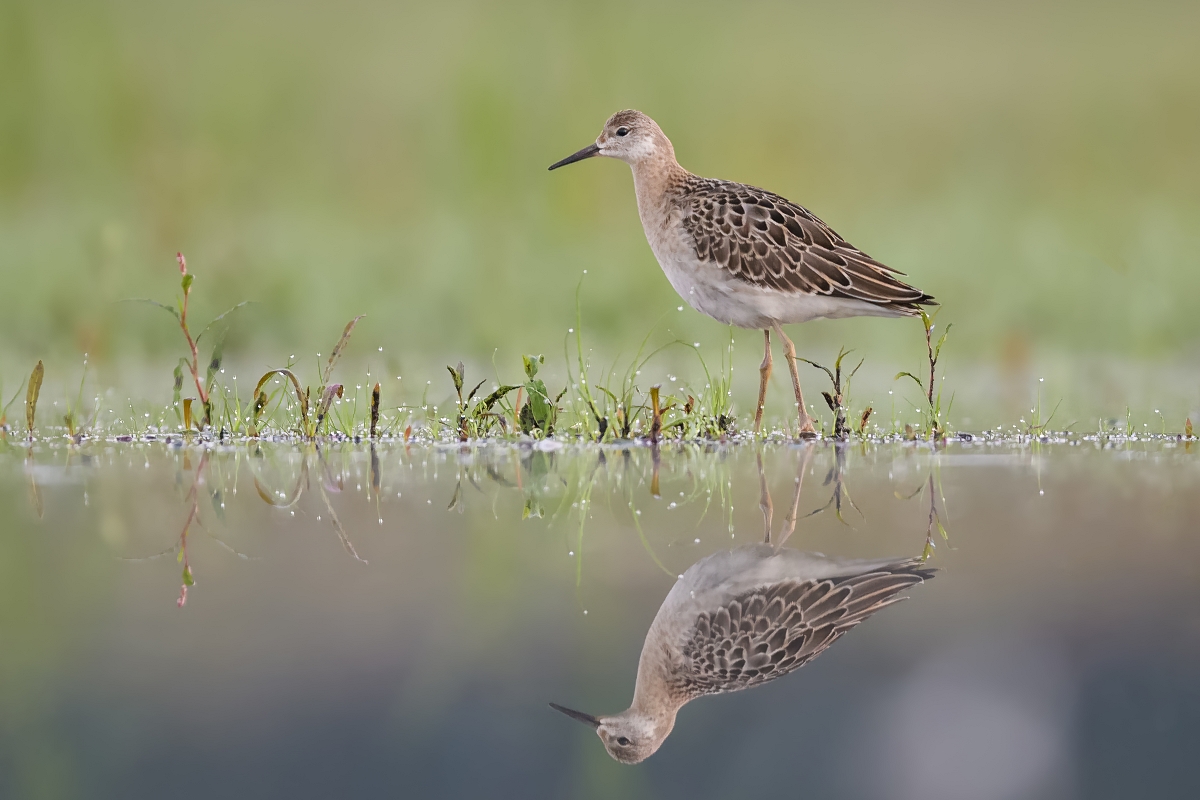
[2,439,1198,798]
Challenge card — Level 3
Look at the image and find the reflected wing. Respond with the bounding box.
[676,559,934,698]
[679,178,935,310]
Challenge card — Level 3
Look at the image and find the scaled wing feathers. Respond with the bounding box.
[676,558,934,697]
[679,178,935,310]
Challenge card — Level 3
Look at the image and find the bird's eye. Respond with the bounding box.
[617,736,631,746]
[616,127,629,137]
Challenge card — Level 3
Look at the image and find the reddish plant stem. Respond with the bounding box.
[176,450,207,607]
[177,253,210,424]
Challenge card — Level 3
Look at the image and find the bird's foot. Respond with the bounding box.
[796,415,819,440]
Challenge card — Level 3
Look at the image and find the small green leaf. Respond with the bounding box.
[522,354,542,379]
[205,327,227,394]
[833,347,853,371]
[921,538,935,561]
[934,324,953,359]
[181,273,194,294]
[525,378,554,430]
[122,297,181,322]
[475,385,520,414]
[182,564,194,586]
[196,301,252,344]
[799,358,835,383]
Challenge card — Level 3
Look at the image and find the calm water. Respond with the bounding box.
[2,438,1199,799]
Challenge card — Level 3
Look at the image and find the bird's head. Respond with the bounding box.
[548,110,674,171]
[548,702,675,764]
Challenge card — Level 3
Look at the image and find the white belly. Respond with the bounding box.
[653,246,904,330]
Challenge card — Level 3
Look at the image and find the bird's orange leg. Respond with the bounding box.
[754,329,772,434]
[772,322,818,439]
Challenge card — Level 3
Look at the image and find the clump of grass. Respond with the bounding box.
[446,361,519,440]
[799,347,862,440]
[1025,379,1063,437]
[251,315,364,438]
[668,333,738,440]
[895,309,953,440]
[563,278,737,442]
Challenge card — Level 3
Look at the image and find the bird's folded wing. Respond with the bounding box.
[675,558,934,698]
[680,179,935,309]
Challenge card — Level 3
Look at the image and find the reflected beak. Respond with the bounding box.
[549,702,601,729]
[548,143,601,171]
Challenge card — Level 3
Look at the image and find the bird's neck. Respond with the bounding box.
[629,624,688,723]
[630,155,689,234]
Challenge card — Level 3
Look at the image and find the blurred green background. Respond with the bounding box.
[2,0,1198,422]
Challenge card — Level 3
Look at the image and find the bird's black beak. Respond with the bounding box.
[548,143,601,171]
[549,702,601,728]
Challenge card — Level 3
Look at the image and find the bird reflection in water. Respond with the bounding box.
[552,447,935,764]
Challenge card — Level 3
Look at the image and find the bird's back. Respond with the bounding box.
[643,548,934,701]
[673,174,935,314]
